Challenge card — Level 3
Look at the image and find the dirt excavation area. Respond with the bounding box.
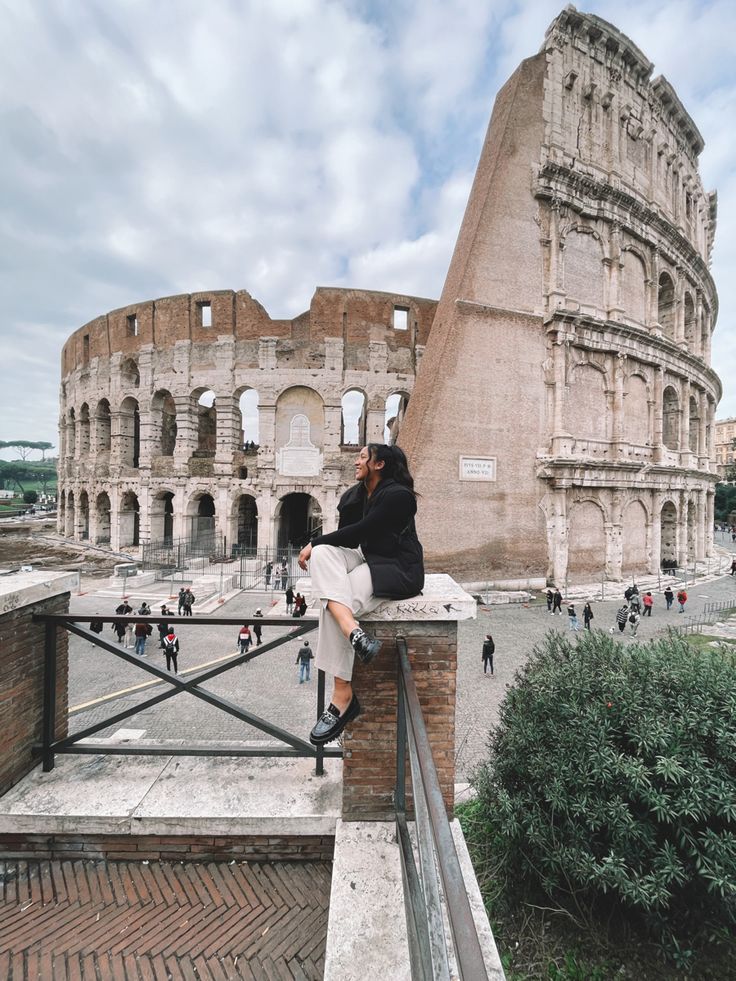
[0,521,122,578]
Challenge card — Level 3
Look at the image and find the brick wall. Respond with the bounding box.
[342,620,456,822]
[0,833,335,863]
[0,594,69,797]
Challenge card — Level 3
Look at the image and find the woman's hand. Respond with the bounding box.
[298,543,312,570]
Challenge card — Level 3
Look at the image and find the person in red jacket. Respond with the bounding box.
[676,588,688,613]
[642,592,654,616]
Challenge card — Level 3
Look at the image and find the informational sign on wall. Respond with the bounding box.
[458,456,497,481]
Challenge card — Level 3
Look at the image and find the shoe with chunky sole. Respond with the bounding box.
[309,695,361,746]
[350,628,382,665]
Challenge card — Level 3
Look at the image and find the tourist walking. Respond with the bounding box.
[158,605,171,647]
[296,641,314,683]
[280,561,288,590]
[583,602,594,630]
[481,634,495,674]
[265,561,273,587]
[237,625,252,654]
[552,589,562,615]
[162,630,179,673]
[615,604,629,633]
[629,591,642,614]
[546,589,553,614]
[628,609,641,636]
[297,443,424,746]
[677,588,688,613]
[112,616,127,645]
[134,621,152,656]
[731,558,736,576]
[567,603,580,631]
[642,592,653,616]
[138,601,151,616]
[177,588,186,615]
[182,588,195,616]
[285,585,295,614]
[664,585,674,610]
[253,609,263,646]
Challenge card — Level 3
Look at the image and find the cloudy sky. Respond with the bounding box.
[1,0,734,455]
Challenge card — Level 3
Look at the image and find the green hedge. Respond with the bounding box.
[474,630,736,946]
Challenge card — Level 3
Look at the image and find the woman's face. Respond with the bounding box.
[355,445,384,482]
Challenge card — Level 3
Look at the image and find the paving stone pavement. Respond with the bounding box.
[67,558,736,781]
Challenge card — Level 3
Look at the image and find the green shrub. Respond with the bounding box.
[474,630,736,946]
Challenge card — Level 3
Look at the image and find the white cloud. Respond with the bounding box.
[0,0,734,447]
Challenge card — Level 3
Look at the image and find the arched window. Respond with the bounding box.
[341,390,367,446]
[119,397,140,468]
[689,396,699,453]
[195,390,217,457]
[658,272,675,339]
[95,399,111,452]
[684,292,696,350]
[151,491,175,545]
[384,392,409,444]
[121,358,140,389]
[152,390,177,456]
[96,492,111,544]
[663,386,680,451]
[119,491,140,547]
[239,389,259,449]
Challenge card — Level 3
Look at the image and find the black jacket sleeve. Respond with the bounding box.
[311,482,415,551]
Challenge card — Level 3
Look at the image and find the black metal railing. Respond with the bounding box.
[33,614,339,776]
[395,636,490,981]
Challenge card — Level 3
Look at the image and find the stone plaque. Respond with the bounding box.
[459,456,496,481]
[277,413,322,477]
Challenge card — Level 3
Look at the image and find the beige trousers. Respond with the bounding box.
[309,544,380,681]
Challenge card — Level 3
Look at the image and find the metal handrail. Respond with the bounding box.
[394,636,490,981]
[33,613,339,776]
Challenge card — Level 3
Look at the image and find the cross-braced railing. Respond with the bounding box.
[394,636,491,981]
[32,614,340,775]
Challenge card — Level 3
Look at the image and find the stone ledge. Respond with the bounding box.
[274,573,477,622]
[0,569,78,613]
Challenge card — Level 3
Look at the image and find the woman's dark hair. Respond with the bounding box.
[366,443,416,495]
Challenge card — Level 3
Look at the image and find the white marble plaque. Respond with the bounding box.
[459,456,496,481]
[277,413,322,476]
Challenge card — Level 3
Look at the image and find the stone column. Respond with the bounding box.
[698,391,708,468]
[215,394,239,471]
[649,248,660,329]
[649,491,662,574]
[341,576,474,821]
[677,491,687,568]
[680,379,690,461]
[612,355,625,455]
[258,404,277,470]
[173,395,197,466]
[695,489,706,562]
[0,571,76,795]
[706,491,715,557]
[551,339,567,440]
[607,222,624,320]
[653,368,664,462]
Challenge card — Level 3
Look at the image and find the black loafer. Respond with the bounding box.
[350,628,382,665]
[309,696,361,746]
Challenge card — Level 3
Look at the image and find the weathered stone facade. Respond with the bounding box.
[714,417,736,479]
[400,7,721,583]
[58,288,435,552]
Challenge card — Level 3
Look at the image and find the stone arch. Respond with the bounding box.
[662,385,680,451]
[79,403,91,456]
[64,489,75,538]
[275,386,324,476]
[684,291,696,350]
[79,489,90,540]
[657,271,675,340]
[622,499,647,575]
[563,362,610,441]
[275,492,322,553]
[233,494,258,552]
[95,491,111,544]
[237,387,260,448]
[121,358,140,389]
[701,301,710,354]
[567,499,606,580]
[119,490,140,548]
[186,490,216,546]
[151,390,177,457]
[561,226,605,311]
[660,500,678,566]
[67,408,76,459]
[151,490,175,545]
[119,396,140,468]
[95,399,111,452]
[341,388,367,446]
[193,388,217,457]
[687,499,697,563]
[689,395,699,453]
[58,491,66,535]
[623,371,650,445]
[621,248,648,325]
[385,391,410,444]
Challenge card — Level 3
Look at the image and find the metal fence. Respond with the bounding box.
[394,636,493,981]
[671,599,736,636]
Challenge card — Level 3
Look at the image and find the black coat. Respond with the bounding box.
[311,478,424,599]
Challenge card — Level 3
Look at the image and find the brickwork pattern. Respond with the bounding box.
[0,594,69,797]
[0,857,331,979]
[342,621,456,822]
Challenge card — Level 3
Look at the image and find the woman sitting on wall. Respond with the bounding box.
[298,443,424,745]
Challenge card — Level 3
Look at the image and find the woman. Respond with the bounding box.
[298,443,424,746]
[582,602,594,630]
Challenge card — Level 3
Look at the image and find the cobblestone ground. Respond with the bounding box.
[67,546,736,781]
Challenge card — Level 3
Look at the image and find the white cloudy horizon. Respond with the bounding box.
[1,0,734,455]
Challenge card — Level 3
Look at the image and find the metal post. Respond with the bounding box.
[315,670,325,776]
[395,667,407,813]
[42,620,57,772]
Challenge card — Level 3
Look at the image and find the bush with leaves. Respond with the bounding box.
[474,630,736,947]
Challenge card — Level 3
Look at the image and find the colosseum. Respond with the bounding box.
[58,6,721,586]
